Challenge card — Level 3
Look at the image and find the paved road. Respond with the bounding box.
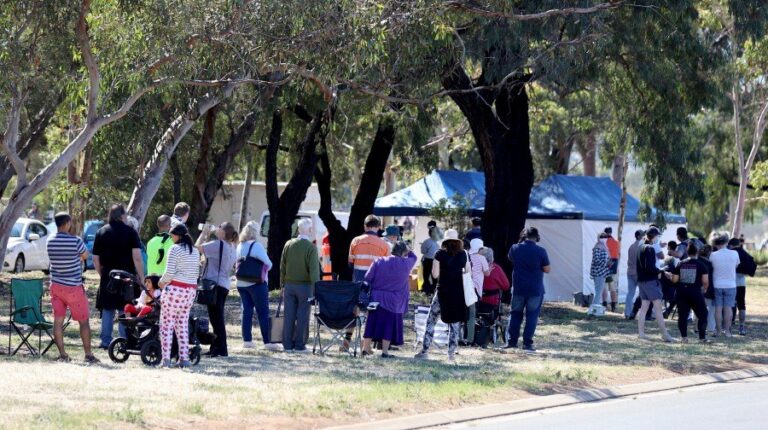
[440,377,768,430]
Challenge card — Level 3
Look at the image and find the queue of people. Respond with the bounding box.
[42,201,757,367]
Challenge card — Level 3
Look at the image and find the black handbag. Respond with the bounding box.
[197,241,223,306]
[235,242,265,283]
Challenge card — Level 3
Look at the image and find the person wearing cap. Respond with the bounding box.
[420,224,442,296]
[348,215,391,282]
[415,229,469,362]
[624,229,645,319]
[636,227,676,342]
[383,224,401,250]
[462,238,490,346]
[158,223,201,368]
[505,227,550,353]
[603,227,620,312]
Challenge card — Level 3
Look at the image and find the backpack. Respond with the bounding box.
[736,247,757,277]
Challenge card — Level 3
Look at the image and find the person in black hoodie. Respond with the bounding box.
[728,238,756,335]
[671,243,710,343]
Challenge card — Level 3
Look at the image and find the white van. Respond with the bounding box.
[256,210,349,253]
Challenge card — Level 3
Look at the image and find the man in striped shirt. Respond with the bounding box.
[47,212,98,363]
[348,215,390,282]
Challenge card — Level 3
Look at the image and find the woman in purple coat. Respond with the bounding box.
[361,242,417,357]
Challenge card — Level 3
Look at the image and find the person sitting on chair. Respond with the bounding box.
[361,242,417,357]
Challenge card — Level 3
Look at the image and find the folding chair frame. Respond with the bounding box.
[313,312,362,357]
[5,279,67,357]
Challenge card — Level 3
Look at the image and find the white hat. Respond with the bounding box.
[469,238,484,253]
[442,228,461,243]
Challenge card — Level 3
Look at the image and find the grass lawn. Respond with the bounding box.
[1,270,767,429]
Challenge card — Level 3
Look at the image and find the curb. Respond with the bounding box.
[326,366,768,430]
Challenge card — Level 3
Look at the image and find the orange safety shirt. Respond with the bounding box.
[348,231,390,271]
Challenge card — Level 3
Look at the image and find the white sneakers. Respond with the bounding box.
[264,343,282,352]
[242,341,256,349]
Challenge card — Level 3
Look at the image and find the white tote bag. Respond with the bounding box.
[462,251,478,307]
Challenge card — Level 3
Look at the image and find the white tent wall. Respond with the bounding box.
[528,219,584,301]
[582,221,683,303]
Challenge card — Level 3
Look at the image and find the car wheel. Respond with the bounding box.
[13,254,25,273]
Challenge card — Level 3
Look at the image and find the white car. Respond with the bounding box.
[3,218,51,273]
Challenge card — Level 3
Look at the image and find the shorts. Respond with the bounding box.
[638,280,663,301]
[50,283,90,322]
[736,286,746,310]
[714,288,737,308]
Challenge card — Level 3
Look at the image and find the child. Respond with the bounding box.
[124,275,161,318]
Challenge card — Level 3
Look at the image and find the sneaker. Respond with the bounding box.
[739,326,746,336]
[84,354,100,364]
[662,335,677,343]
[264,343,282,352]
[179,359,191,369]
[698,338,711,344]
[503,343,518,350]
[160,359,173,368]
[381,352,395,359]
[294,348,311,354]
[680,337,689,344]
[242,341,256,349]
[724,331,733,338]
[523,345,537,354]
[414,350,429,360]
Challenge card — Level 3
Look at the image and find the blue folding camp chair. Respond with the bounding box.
[5,278,57,356]
[312,280,362,357]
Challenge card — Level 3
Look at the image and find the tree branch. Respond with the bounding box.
[1,92,27,193]
[445,1,622,21]
[76,0,99,122]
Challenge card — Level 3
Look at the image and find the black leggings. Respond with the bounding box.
[207,286,229,356]
[676,287,708,340]
[422,258,436,296]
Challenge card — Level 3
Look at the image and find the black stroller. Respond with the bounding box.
[106,270,203,366]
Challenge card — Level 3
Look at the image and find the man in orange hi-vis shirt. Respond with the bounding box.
[349,215,390,282]
[604,226,620,312]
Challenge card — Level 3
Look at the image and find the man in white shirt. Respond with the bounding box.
[709,235,740,337]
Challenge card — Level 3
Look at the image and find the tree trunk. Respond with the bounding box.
[188,108,218,234]
[579,132,597,176]
[0,94,64,198]
[127,83,240,227]
[611,152,625,186]
[239,147,254,230]
[616,152,629,257]
[314,119,396,280]
[169,152,182,204]
[265,109,330,290]
[442,65,533,277]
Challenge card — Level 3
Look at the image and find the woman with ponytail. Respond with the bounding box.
[158,224,200,368]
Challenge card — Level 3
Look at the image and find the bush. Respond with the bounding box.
[749,250,768,266]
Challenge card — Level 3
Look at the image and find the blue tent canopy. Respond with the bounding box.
[373,170,686,223]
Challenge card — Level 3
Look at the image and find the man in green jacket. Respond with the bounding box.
[280,218,320,353]
[146,215,174,275]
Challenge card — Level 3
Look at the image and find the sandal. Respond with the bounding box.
[56,354,71,363]
[84,354,101,364]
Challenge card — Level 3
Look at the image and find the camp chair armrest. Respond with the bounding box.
[10,306,34,317]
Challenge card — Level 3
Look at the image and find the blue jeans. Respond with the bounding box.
[592,276,606,305]
[507,294,544,348]
[99,308,127,347]
[238,283,271,344]
[625,275,638,318]
[352,269,367,283]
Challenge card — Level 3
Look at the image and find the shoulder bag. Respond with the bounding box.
[197,240,223,306]
[236,242,265,283]
[462,251,478,307]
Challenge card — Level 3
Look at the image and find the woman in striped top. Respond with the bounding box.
[158,224,200,368]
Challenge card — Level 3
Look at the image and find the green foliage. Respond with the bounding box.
[427,193,476,237]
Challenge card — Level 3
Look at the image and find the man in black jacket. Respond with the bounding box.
[728,238,756,335]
